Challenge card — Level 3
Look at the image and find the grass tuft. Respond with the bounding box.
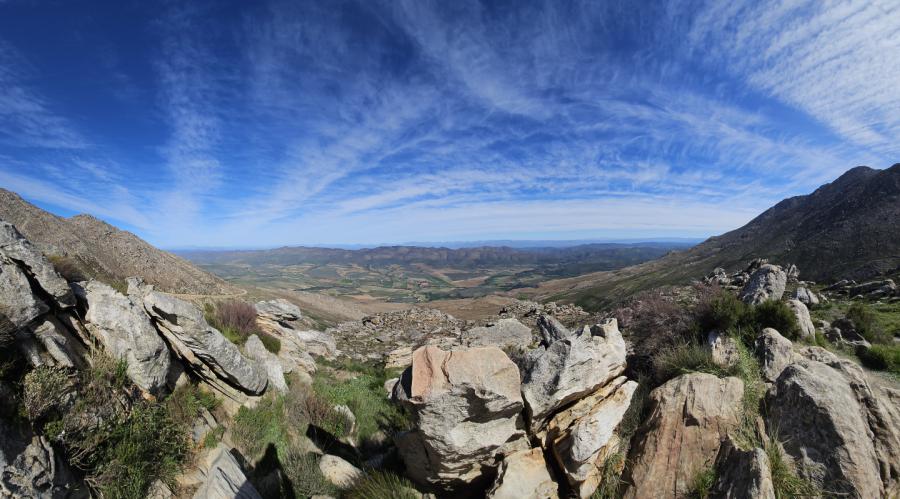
[345,471,419,499]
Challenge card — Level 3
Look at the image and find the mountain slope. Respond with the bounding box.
[0,189,235,295]
[534,164,900,310]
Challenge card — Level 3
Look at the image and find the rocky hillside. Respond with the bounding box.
[536,164,900,310]
[0,189,235,295]
[3,215,899,499]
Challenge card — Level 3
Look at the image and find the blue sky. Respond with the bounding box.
[1,0,898,248]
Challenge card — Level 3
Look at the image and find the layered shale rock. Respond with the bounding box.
[134,282,267,396]
[521,318,627,433]
[392,345,527,491]
[544,376,637,497]
[0,221,75,308]
[73,280,171,393]
[193,445,262,499]
[623,373,744,499]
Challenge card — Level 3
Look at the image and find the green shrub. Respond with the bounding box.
[688,465,716,499]
[163,383,218,428]
[44,354,191,499]
[281,445,337,497]
[87,402,188,499]
[590,452,626,499]
[23,366,73,421]
[232,396,291,460]
[697,291,749,333]
[858,344,900,374]
[345,471,419,499]
[752,300,801,339]
[203,425,225,449]
[847,303,891,344]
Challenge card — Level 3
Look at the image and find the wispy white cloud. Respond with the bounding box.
[0,0,896,248]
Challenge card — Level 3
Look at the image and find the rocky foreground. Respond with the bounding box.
[2,217,900,499]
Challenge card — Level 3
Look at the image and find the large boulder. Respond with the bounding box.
[487,448,559,499]
[622,373,744,499]
[521,318,627,433]
[139,287,267,395]
[705,331,740,368]
[29,315,86,369]
[73,280,171,393]
[393,345,527,491]
[710,437,775,499]
[461,318,532,350]
[0,221,75,308]
[537,314,570,346]
[0,434,79,498]
[739,264,786,305]
[0,255,49,328]
[294,330,338,358]
[193,445,262,499]
[794,286,819,306]
[254,299,302,324]
[767,357,900,497]
[785,299,815,339]
[318,454,363,489]
[545,376,637,497]
[754,328,794,383]
[244,335,287,394]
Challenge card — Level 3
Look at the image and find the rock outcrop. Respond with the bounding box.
[73,280,171,393]
[623,373,744,499]
[785,299,814,339]
[710,438,775,499]
[0,221,75,308]
[393,345,527,491]
[460,318,532,350]
[754,328,793,383]
[487,448,559,499]
[521,318,627,432]
[193,445,262,499]
[318,454,363,489]
[794,286,819,306]
[244,335,287,394]
[767,356,900,497]
[254,299,302,324]
[0,434,78,498]
[705,330,740,368]
[138,285,267,395]
[544,376,637,496]
[739,264,786,305]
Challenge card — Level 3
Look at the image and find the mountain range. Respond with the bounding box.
[535,164,900,310]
